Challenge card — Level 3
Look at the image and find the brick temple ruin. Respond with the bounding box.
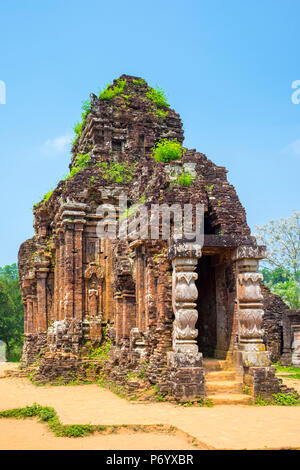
[18,75,298,402]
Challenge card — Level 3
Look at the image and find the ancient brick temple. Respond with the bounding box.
[18,75,290,401]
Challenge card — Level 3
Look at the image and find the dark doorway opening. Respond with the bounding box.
[195,253,235,359]
[195,255,217,357]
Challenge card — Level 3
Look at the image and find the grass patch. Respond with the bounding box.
[274,363,300,380]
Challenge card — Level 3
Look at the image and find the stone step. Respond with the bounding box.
[206,380,243,394]
[202,359,230,371]
[208,393,252,405]
[205,370,236,381]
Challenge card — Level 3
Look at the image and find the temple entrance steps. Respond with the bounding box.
[203,359,251,405]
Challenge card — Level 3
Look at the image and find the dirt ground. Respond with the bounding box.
[1,363,300,450]
[0,419,198,450]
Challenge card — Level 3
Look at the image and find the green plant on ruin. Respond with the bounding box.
[179,398,214,407]
[154,108,168,119]
[42,189,54,204]
[96,160,136,183]
[242,386,252,396]
[138,368,146,379]
[71,97,92,148]
[146,86,169,108]
[152,138,185,163]
[99,79,127,101]
[132,78,146,86]
[126,371,138,380]
[204,184,214,192]
[255,392,300,406]
[175,171,195,187]
[119,195,146,222]
[64,152,91,181]
[81,98,91,119]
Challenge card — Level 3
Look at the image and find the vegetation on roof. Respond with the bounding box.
[146,86,169,108]
[132,78,146,86]
[64,153,91,181]
[96,161,136,183]
[152,138,185,162]
[99,79,127,100]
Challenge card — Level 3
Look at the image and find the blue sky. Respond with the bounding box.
[0,0,299,266]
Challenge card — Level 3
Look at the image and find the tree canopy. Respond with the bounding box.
[0,263,24,361]
[256,211,300,309]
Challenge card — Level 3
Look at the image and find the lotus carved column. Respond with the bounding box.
[232,246,270,368]
[168,256,205,401]
[172,258,199,355]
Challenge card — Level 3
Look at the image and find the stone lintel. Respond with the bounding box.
[168,242,202,260]
[231,245,266,262]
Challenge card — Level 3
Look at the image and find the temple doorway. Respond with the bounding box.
[195,253,235,359]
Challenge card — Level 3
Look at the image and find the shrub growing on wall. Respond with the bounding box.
[152,139,184,162]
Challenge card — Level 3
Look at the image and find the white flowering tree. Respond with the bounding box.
[255,210,300,308]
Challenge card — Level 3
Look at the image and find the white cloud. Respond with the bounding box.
[282,138,300,156]
[43,134,72,154]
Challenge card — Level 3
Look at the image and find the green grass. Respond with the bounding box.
[274,363,300,380]
[152,138,184,163]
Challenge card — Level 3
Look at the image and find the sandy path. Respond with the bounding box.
[0,420,197,450]
[1,372,300,450]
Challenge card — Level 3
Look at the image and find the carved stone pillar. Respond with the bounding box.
[172,258,199,355]
[167,252,205,401]
[232,246,270,368]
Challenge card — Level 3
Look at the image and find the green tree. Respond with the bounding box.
[256,211,300,308]
[0,263,24,361]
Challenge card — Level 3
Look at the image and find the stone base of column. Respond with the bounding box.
[243,366,281,399]
[167,351,205,401]
[234,342,270,369]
